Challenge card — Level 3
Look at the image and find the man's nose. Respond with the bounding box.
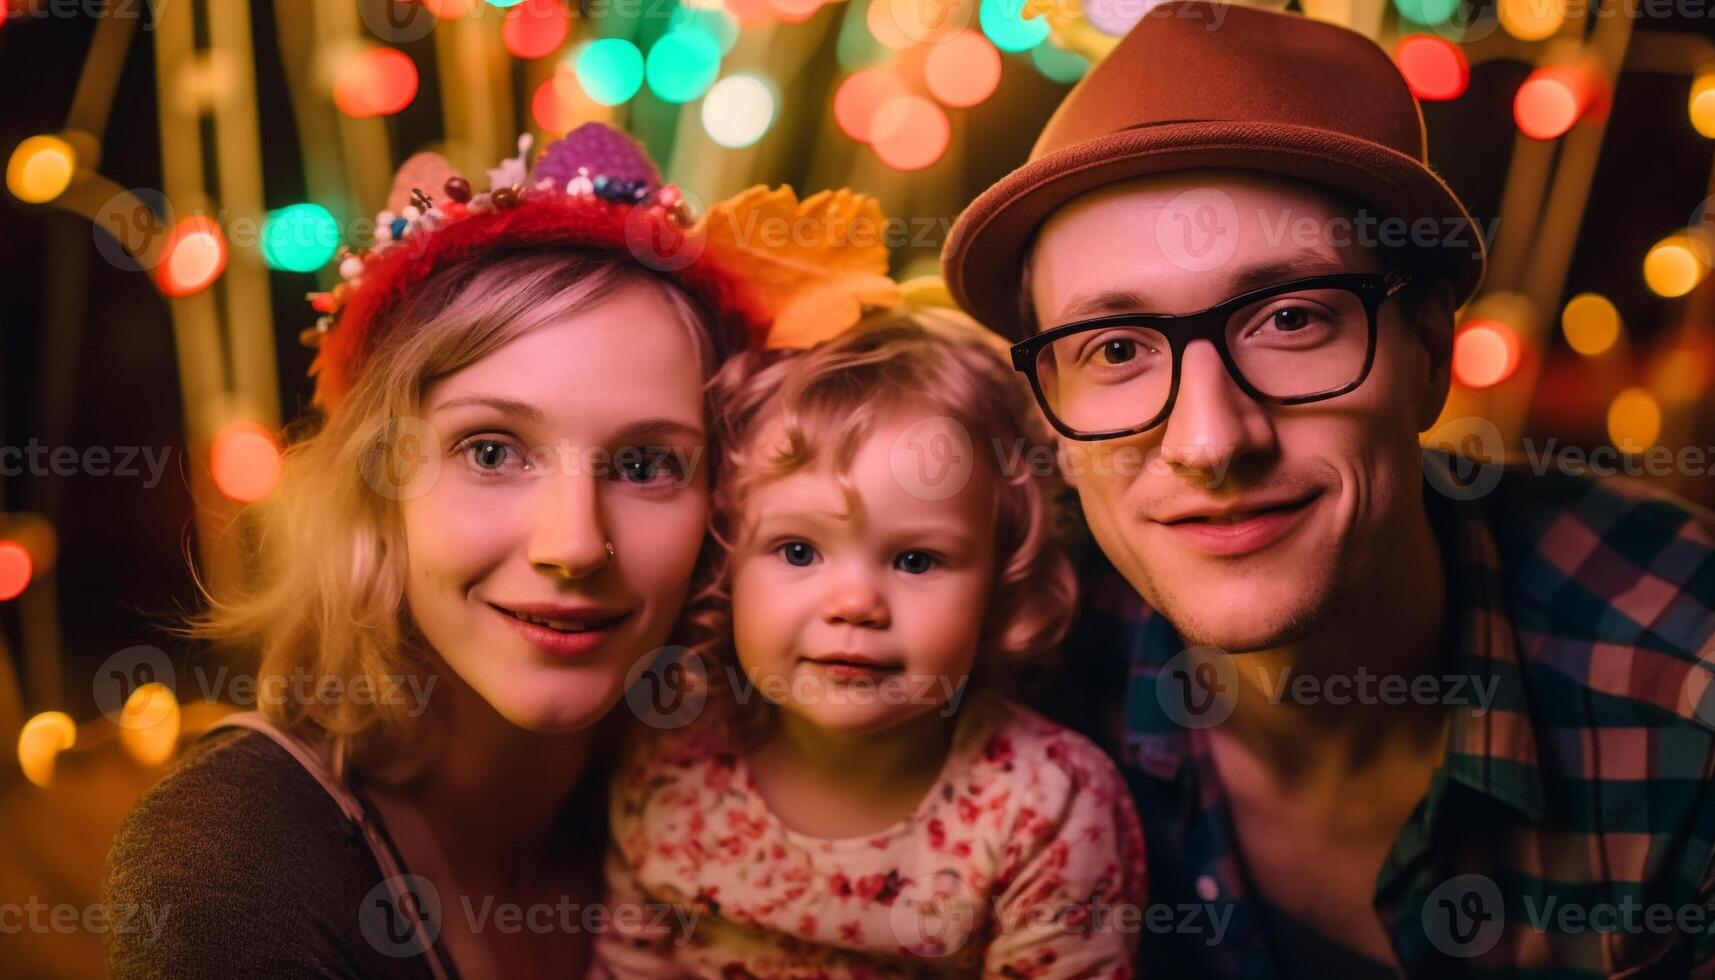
[1156,340,1276,476]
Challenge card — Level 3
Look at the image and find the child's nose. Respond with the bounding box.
[820,571,890,629]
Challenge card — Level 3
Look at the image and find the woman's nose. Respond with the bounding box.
[527,473,613,581]
[1156,339,1276,477]
[820,568,891,629]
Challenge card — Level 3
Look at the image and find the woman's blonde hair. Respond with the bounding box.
[193,249,723,774]
[704,306,1079,740]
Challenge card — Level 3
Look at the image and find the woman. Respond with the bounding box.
[103,125,770,979]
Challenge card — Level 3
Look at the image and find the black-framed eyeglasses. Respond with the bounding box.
[1011,272,1413,442]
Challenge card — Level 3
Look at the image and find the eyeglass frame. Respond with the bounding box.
[1010,271,1415,442]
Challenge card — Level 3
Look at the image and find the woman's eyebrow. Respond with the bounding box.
[615,418,706,442]
[430,395,544,421]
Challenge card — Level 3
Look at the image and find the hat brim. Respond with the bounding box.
[943,121,1487,340]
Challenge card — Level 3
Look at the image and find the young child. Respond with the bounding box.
[593,307,1147,978]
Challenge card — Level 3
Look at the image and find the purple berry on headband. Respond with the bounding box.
[530,122,662,193]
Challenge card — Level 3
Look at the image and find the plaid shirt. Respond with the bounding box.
[1043,451,1715,978]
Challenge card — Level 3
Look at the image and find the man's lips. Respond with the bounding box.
[1153,490,1324,557]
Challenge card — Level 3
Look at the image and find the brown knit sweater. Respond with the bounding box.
[102,729,453,979]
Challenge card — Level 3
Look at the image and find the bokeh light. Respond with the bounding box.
[333,48,419,118]
[703,74,775,148]
[1393,35,1468,102]
[1606,386,1661,450]
[0,540,32,601]
[423,0,483,16]
[532,72,612,134]
[211,420,284,503]
[871,95,951,170]
[119,683,181,767]
[156,216,228,298]
[1084,0,1167,36]
[1643,234,1709,298]
[979,0,1048,52]
[575,38,645,106]
[1560,292,1621,356]
[261,203,339,273]
[1693,71,1715,139]
[1514,65,1600,141]
[646,28,723,103]
[769,0,823,22]
[724,0,774,27]
[18,712,76,789]
[835,68,910,143]
[502,0,571,59]
[1499,0,1564,41]
[1392,0,1459,26]
[6,135,76,204]
[1031,43,1089,84]
[925,31,1001,108]
[1452,318,1522,388]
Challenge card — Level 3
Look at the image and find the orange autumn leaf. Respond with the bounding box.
[695,185,900,349]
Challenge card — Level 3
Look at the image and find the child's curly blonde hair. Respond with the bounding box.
[698,305,1078,734]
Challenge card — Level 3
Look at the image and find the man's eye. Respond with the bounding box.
[895,551,938,574]
[779,542,818,567]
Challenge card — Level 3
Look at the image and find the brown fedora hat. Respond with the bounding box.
[942,0,1487,340]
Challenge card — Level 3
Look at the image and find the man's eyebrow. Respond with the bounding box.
[430,395,544,421]
[1050,253,1357,323]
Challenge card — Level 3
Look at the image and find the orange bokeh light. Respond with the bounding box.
[1514,65,1601,140]
[333,48,419,118]
[870,95,951,171]
[724,0,774,27]
[769,0,822,22]
[211,420,284,503]
[0,541,31,601]
[1453,318,1522,389]
[834,68,910,143]
[1393,35,1468,102]
[155,216,227,298]
[422,0,481,18]
[925,31,1001,108]
[503,0,571,59]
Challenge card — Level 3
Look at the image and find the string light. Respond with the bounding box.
[0,540,31,601]
[156,216,228,298]
[1643,234,1709,298]
[703,74,775,148]
[926,31,1001,108]
[211,420,284,503]
[1606,386,1661,451]
[6,135,76,204]
[1393,35,1468,102]
[18,712,76,788]
[1453,318,1522,389]
[1560,292,1621,356]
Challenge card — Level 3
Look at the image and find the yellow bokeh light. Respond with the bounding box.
[6,135,76,204]
[1643,235,1708,298]
[119,683,181,766]
[1561,292,1622,356]
[1606,386,1661,451]
[1692,71,1715,140]
[17,711,76,788]
[1500,0,1564,41]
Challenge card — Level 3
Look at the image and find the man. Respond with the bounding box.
[943,3,1715,977]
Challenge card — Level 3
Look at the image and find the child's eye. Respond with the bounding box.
[895,550,938,574]
[614,446,685,487]
[778,541,819,567]
[455,436,524,475]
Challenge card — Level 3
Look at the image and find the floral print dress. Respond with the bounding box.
[591,694,1147,978]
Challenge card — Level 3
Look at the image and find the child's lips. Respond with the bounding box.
[801,654,903,680]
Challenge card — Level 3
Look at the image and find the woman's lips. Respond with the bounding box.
[489,602,630,657]
[1156,491,1322,558]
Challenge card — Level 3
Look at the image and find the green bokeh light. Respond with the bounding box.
[979,0,1049,52]
[646,28,722,103]
[1393,0,1459,26]
[575,38,645,106]
[260,204,338,273]
[1031,43,1089,83]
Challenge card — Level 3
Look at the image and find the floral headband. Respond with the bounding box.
[301,122,906,414]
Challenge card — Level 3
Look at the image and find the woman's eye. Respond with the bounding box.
[615,447,684,486]
[458,437,521,474]
[895,550,938,574]
[778,542,818,567]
